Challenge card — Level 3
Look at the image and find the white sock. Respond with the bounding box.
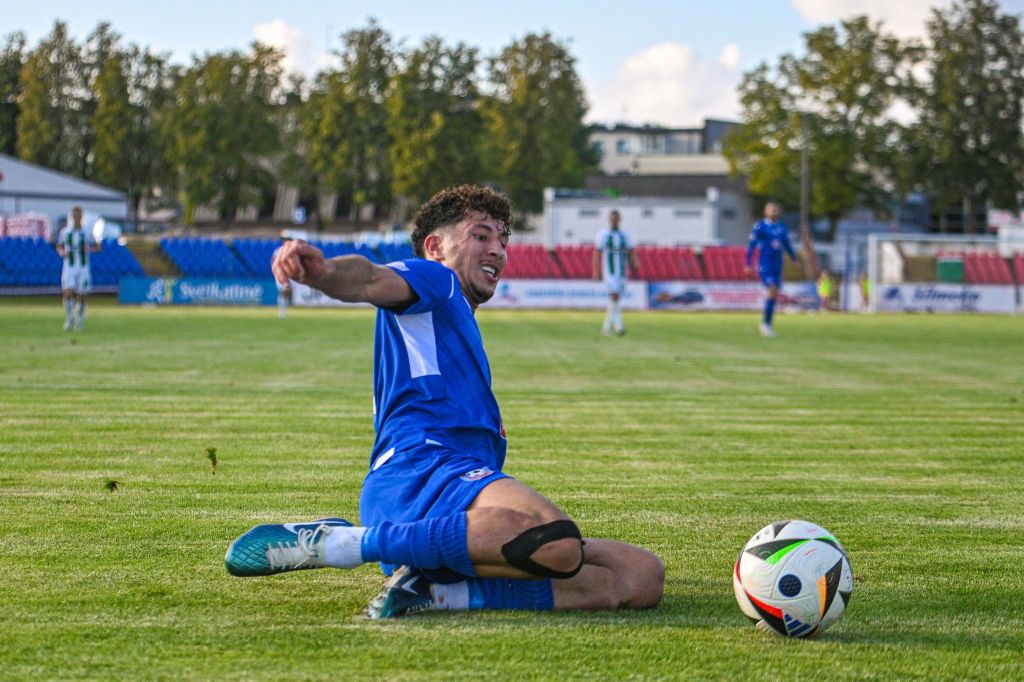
[603,303,614,334]
[76,301,85,323]
[431,581,469,610]
[323,525,368,568]
[64,298,74,322]
[612,302,623,331]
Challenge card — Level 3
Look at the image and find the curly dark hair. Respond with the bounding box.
[411,185,513,257]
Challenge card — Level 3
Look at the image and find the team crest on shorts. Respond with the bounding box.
[460,467,494,482]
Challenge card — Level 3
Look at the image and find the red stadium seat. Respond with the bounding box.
[554,245,593,279]
[1014,253,1024,285]
[504,244,561,279]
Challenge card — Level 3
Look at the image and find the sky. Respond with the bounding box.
[6,1,1024,127]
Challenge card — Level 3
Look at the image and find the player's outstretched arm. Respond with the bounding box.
[272,239,415,308]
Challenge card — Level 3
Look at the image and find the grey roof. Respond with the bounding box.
[585,174,748,198]
[0,154,126,203]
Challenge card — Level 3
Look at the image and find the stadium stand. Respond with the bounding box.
[0,237,143,287]
[503,244,562,279]
[962,252,1014,285]
[159,237,249,277]
[376,241,415,263]
[633,246,704,281]
[553,244,593,279]
[233,238,278,277]
[90,239,146,285]
[703,245,755,281]
[0,237,60,286]
[1014,252,1024,285]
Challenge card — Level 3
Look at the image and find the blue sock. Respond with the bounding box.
[466,578,554,610]
[361,513,475,577]
[764,298,776,326]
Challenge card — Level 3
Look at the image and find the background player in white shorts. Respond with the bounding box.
[592,210,638,336]
[55,206,101,332]
[272,236,293,319]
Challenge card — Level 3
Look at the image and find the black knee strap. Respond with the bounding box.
[501,520,584,579]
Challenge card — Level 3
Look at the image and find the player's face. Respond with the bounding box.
[434,211,509,307]
[765,204,780,221]
[610,211,620,229]
[71,208,82,226]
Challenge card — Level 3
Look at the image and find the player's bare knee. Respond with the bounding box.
[630,553,665,609]
[612,551,664,610]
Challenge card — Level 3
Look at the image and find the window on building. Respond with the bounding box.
[616,139,631,155]
[579,209,599,218]
[642,209,654,218]
[721,208,736,220]
[674,209,701,218]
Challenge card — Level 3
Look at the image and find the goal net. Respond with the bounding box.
[864,234,1024,314]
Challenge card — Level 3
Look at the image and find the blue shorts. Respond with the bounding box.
[359,440,509,579]
[759,269,781,288]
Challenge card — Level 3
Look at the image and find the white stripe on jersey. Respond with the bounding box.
[396,312,441,378]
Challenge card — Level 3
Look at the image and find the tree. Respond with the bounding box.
[0,32,27,156]
[78,23,123,178]
[276,74,320,225]
[918,0,1024,232]
[724,17,913,240]
[92,47,175,223]
[480,32,594,215]
[16,21,87,175]
[387,37,483,209]
[305,20,394,222]
[164,44,283,224]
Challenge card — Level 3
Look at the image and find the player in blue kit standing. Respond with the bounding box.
[225,185,664,618]
[746,201,801,337]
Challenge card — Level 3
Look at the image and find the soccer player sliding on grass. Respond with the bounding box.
[225,185,664,618]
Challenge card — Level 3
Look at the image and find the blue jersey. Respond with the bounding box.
[371,258,506,469]
[746,219,796,273]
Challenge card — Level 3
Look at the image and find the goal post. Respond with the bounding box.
[865,233,1023,314]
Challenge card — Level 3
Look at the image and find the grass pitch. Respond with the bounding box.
[2,300,1023,680]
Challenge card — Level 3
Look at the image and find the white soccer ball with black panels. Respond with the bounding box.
[733,519,853,638]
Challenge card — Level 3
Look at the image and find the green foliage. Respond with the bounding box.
[305,20,394,222]
[918,0,1024,232]
[163,44,283,224]
[16,21,87,175]
[387,37,483,210]
[0,32,27,155]
[6,20,597,222]
[93,48,175,220]
[725,18,913,239]
[481,32,594,214]
[2,303,1023,678]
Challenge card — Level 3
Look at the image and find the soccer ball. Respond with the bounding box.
[733,519,853,638]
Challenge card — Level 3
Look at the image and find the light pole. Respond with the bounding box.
[799,112,820,279]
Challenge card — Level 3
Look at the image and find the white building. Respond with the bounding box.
[581,120,754,245]
[540,187,747,248]
[588,120,736,176]
[0,154,128,238]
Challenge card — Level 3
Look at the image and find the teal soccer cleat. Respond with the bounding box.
[365,566,436,618]
[225,518,352,577]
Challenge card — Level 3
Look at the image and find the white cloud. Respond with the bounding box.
[720,44,742,70]
[585,42,742,127]
[791,0,955,38]
[253,19,311,75]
